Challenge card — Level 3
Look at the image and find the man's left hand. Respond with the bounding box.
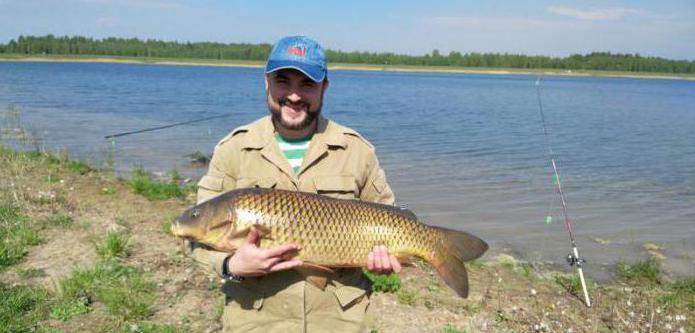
[366,245,402,274]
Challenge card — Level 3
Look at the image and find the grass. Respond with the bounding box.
[0,146,92,175]
[616,259,662,285]
[41,213,73,227]
[397,289,417,306]
[50,298,90,321]
[0,283,49,333]
[120,322,190,333]
[0,205,41,268]
[364,271,401,293]
[443,324,467,333]
[161,214,176,236]
[96,230,131,260]
[16,267,46,279]
[658,278,695,310]
[184,151,211,166]
[554,274,593,298]
[54,262,157,321]
[101,186,117,195]
[127,167,188,201]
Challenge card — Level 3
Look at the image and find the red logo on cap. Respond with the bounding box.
[287,46,307,57]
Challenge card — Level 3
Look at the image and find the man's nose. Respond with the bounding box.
[286,93,301,103]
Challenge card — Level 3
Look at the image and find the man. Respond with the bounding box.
[191,36,401,332]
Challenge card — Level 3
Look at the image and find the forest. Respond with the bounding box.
[1,34,693,74]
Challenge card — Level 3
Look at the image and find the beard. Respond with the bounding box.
[268,94,323,131]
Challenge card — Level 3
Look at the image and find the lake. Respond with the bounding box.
[1,61,694,280]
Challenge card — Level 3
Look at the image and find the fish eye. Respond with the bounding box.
[191,209,200,218]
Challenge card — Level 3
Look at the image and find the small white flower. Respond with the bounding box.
[665,324,673,330]
[530,288,537,296]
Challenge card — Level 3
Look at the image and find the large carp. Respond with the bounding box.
[172,188,488,297]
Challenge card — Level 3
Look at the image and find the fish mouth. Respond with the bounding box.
[170,219,192,238]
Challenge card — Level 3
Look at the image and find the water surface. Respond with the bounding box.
[2,62,694,280]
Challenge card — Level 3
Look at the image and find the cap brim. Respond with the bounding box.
[265,60,326,82]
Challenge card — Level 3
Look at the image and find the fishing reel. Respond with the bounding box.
[566,253,586,268]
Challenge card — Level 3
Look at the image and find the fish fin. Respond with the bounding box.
[434,256,469,298]
[432,226,488,262]
[295,263,336,290]
[304,275,329,290]
[431,227,489,298]
[299,262,336,275]
[391,252,416,267]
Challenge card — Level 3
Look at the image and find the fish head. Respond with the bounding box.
[171,198,237,246]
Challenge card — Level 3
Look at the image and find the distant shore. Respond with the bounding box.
[2,54,695,81]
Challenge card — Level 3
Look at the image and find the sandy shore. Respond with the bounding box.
[2,55,694,81]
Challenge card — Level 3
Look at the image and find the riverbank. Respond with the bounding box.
[0,146,692,332]
[3,54,695,81]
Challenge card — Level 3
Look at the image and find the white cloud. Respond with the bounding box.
[422,16,574,31]
[547,6,646,21]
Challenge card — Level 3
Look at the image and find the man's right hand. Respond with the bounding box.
[226,226,303,277]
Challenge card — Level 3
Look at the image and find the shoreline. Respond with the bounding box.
[2,54,694,81]
[1,145,693,332]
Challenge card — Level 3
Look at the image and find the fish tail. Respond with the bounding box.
[431,226,488,298]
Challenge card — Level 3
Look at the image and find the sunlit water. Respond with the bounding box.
[2,62,694,280]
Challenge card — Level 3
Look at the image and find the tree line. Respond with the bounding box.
[1,35,693,74]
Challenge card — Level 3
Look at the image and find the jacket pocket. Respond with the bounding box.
[313,175,357,199]
[198,175,224,192]
[333,285,367,310]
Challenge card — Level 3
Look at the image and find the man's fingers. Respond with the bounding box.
[268,259,304,272]
[373,246,383,272]
[367,251,375,271]
[378,245,390,272]
[264,244,301,258]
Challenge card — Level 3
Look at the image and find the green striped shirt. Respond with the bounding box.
[275,134,312,175]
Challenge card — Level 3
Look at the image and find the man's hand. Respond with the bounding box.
[366,245,402,274]
[226,227,303,277]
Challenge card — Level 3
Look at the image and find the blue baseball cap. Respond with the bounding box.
[265,36,327,82]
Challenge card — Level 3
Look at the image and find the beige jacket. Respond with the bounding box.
[191,115,395,332]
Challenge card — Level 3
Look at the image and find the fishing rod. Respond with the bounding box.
[104,113,231,139]
[535,76,592,307]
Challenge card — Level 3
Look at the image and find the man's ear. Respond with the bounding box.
[322,78,330,93]
[264,75,270,91]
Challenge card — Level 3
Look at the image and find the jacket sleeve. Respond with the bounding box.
[360,150,395,205]
[189,143,238,276]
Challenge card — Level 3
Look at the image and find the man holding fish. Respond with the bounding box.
[190,35,403,332]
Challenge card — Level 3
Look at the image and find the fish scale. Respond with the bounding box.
[173,187,488,297]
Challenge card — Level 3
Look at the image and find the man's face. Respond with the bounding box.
[266,69,328,132]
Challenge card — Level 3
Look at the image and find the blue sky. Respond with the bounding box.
[1,0,693,60]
